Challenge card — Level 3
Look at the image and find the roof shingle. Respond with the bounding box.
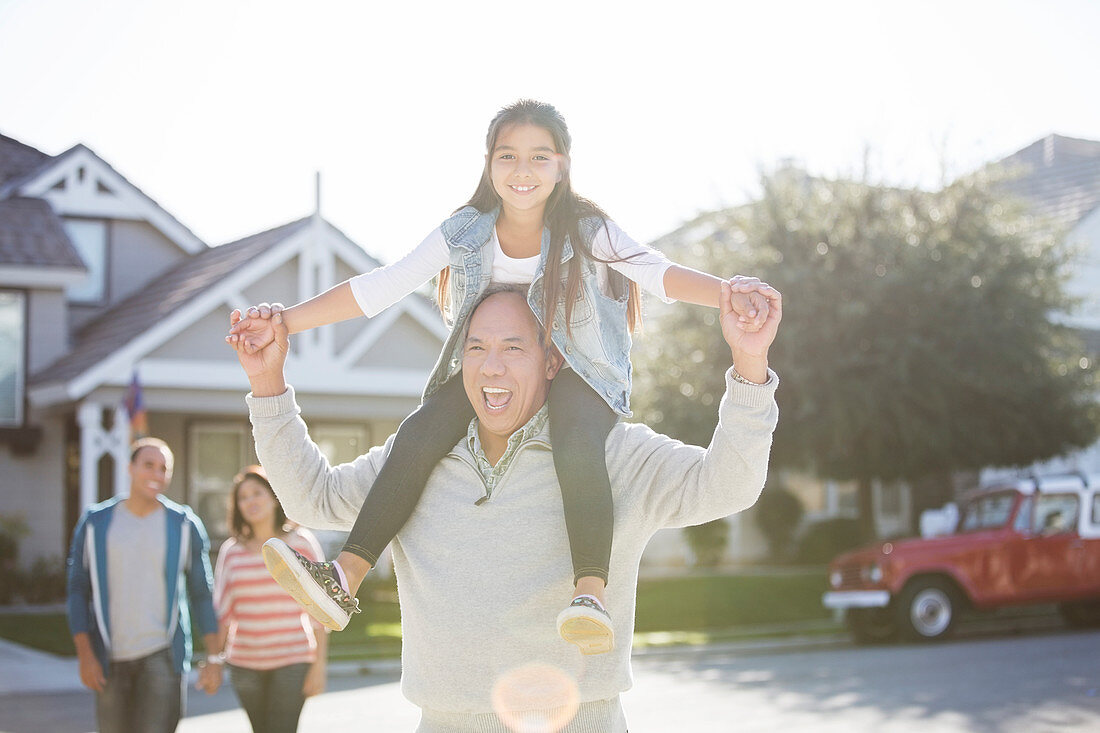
[994,134,1100,231]
[0,197,86,270]
[0,133,51,189]
[31,217,313,385]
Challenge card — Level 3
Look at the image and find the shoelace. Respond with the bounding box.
[569,596,609,617]
[303,556,361,613]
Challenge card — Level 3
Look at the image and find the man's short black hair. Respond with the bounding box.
[467,284,550,352]
[130,437,173,467]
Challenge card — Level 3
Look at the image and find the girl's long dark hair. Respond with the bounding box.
[437,100,643,341]
[228,465,289,541]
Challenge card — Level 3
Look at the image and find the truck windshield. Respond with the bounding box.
[958,492,1017,532]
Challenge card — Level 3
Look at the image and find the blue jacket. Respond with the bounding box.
[66,494,218,675]
[425,206,635,415]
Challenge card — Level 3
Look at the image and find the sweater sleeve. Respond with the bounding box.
[607,368,779,531]
[246,386,396,530]
[348,227,450,317]
[65,510,92,636]
[186,514,220,636]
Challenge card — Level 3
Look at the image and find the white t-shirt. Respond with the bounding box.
[107,503,170,661]
[349,221,674,318]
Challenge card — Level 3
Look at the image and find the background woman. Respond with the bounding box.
[213,465,328,733]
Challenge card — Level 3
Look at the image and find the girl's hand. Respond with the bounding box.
[226,304,281,354]
[721,276,782,365]
[303,660,327,697]
[728,289,770,332]
[228,305,291,391]
[195,662,223,695]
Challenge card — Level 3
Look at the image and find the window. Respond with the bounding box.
[959,492,1016,532]
[1013,496,1033,533]
[0,291,25,426]
[189,423,254,542]
[309,425,371,557]
[314,425,369,465]
[1032,493,1079,535]
[63,219,107,302]
[188,421,370,547]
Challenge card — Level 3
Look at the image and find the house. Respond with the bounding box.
[0,132,447,570]
[980,134,1100,482]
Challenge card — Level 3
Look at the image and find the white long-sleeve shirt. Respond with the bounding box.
[349,220,675,318]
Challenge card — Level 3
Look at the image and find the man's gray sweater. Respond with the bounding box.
[247,367,778,730]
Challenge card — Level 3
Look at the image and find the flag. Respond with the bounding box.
[124,370,148,439]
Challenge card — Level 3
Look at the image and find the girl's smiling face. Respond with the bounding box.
[489,123,566,216]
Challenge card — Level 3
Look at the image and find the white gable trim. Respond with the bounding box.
[130,357,430,397]
[0,264,86,288]
[333,296,448,370]
[29,218,447,405]
[335,308,403,369]
[12,145,206,255]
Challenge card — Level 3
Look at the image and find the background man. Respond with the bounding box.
[235,278,781,731]
[66,437,223,733]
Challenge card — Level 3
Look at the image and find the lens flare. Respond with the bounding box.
[491,663,580,733]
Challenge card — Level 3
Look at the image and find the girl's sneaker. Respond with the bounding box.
[556,595,614,655]
[262,538,360,631]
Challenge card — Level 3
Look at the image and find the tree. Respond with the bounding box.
[633,167,1098,539]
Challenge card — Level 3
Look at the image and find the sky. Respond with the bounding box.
[1,0,1098,265]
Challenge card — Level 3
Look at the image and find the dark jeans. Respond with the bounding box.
[228,662,310,733]
[342,369,618,584]
[96,647,183,733]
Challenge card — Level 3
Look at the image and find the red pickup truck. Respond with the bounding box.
[822,473,1100,642]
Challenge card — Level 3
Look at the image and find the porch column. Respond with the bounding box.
[111,405,130,496]
[76,402,132,508]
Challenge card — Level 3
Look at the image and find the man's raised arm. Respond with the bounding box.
[607,275,782,531]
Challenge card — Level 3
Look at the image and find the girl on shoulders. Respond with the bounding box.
[229,100,775,656]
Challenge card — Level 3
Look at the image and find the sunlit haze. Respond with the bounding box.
[2,0,1097,264]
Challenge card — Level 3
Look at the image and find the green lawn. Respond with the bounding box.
[634,571,833,631]
[1,570,834,659]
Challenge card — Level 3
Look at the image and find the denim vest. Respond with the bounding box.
[424,206,633,416]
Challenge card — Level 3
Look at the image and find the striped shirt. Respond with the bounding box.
[214,529,325,670]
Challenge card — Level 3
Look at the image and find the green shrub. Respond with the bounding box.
[0,515,29,605]
[754,483,805,560]
[796,517,869,563]
[18,557,68,604]
[683,518,729,567]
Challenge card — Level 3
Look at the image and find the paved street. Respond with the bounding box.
[2,628,1099,732]
[623,629,1100,731]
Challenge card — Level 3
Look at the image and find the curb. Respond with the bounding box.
[0,631,846,695]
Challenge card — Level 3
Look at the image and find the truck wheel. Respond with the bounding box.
[1059,600,1100,628]
[845,607,897,644]
[896,579,958,642]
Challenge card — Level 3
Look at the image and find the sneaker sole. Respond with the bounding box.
[556,608,615,655]
[262,540,350,631]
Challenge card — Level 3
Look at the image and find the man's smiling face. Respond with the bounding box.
[461,290,562,459]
